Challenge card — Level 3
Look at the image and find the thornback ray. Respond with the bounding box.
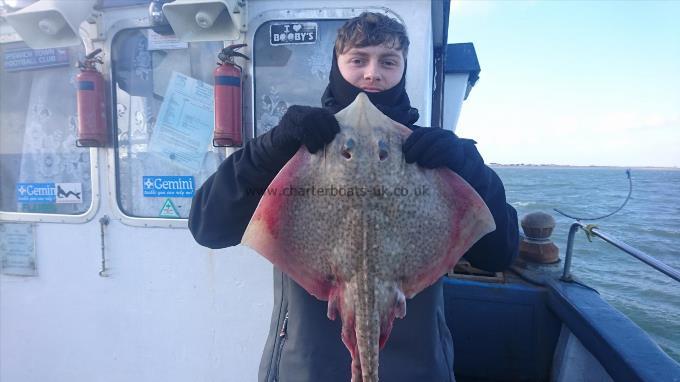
[242,93,495,382]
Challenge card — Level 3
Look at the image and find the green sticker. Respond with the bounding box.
[159,199,180,218]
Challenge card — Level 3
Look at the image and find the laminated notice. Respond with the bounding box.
[148,71,214,172]
[0,223,37,276]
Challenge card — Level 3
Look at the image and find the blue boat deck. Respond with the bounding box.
[445,265,680,381]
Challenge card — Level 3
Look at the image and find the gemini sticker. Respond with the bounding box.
[16,183,55,203]
[15,182,82,203]
[143,176,195,198]
[270,23,317,45]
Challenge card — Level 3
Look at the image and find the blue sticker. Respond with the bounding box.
[16,183,56,203]
[3,48,70,72]
[143,176,195,198]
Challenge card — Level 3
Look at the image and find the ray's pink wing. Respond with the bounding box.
[242,148,333,300]
[401,169,496,298]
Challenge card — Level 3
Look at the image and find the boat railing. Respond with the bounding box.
[562,221,680,283]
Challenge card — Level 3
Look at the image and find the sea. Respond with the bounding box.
[492,165,680,362]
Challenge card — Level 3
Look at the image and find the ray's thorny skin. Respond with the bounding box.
[242,94,495,381]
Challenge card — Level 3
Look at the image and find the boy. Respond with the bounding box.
[189,12,518,382]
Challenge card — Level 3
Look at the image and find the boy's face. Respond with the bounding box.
[337,44,405,93]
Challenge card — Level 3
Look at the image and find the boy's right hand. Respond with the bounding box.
[273,105,340,154]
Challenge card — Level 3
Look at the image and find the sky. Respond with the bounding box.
[447,0,680,167]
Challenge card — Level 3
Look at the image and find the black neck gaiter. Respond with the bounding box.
[321,51,420,127]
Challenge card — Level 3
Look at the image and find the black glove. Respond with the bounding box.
[272,105,340,154]
[402,127,484,179]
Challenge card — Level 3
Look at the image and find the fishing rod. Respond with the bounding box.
[554,169,632,221]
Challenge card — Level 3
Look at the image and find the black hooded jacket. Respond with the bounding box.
[189,55,519,381]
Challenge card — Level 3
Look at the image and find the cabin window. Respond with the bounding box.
[253,19,346,136]
[111,29,225,219]
[0,43,93,215]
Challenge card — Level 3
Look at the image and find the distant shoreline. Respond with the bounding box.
[488,163,680,171]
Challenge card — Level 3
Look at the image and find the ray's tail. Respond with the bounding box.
[354,264,379,382]
[353,211,380,382]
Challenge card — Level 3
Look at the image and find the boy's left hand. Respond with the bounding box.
[402,127,483,177]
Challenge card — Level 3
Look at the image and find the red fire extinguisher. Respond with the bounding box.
[76,48,107,147]
[214,44,250,147]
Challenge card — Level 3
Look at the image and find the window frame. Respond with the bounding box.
[0,41,101,224]
[246,7,402,140]
[106,19,229,228]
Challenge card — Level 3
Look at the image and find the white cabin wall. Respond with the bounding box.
[1,146,274,382]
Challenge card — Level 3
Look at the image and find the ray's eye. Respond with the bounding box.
[378,140,389,161]
[342,138,355,160]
